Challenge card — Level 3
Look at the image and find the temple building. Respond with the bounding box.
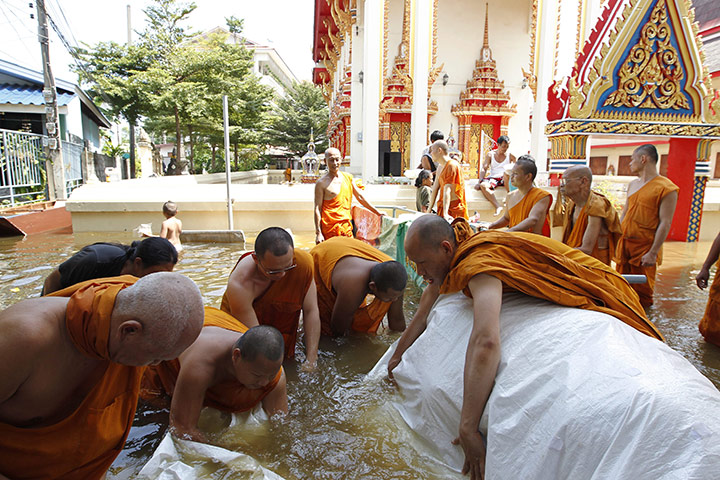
[312,0,720,241]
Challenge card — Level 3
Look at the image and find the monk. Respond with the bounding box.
[696,230,720,346]
[310,236,407,336]
[474,135,516,216]
[488,155,552,236]
[314,147,384,243]
[560,165,622,265]
[221,227,320,369]
[0,273,204,480]
[428,140,469,220]
[141,307,287,442]
[615,144,679,307]
[391,215,661,479]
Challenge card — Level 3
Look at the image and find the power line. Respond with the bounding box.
[48,0,79,48]
[0,1,36,60]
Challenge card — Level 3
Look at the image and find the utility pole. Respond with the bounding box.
[36,0,66,201]
[127,4,136,179]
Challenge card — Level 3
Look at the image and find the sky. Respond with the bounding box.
[0,0,315,84]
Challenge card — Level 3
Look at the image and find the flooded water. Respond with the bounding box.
[0,232,718,478]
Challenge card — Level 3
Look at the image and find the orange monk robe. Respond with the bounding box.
[437,159,469,220]
[615,176,679,307]
[561,191,622,265]
[310,236,394,335]
[699,262,720,346]
[508,187,552,237]
[440,231,663,341]
[141,307,281,412]
[321,171,354,239]
[220,249,313,359]
[0,276,140,480]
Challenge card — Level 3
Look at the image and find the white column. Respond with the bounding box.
[361,0,383,181]
[410,0,432,166]
[350,16,364,173]
[530,0,558,171]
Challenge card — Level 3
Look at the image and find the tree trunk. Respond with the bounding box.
[233,141,239,169]
[173,107,187,174]
[187,125,195,174]
[211,143,216,171]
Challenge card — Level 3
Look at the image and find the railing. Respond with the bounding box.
[0,129,45,207]
[62,140,84,196]
[375,205,417,218]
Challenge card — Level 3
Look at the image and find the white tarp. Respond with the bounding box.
[368,292,720,479]
[138,407,285,480]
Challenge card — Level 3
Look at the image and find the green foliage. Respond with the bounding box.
[73,0,275,173]
[265,81,329,157]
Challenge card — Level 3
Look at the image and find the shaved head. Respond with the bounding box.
[113,272,204,348]
[564,165,592,182]
[234,325,285,363]
[369,261,408,292]
[325,147,341,157]
[406,214,456,250]
[255,227,294,258]
[634,144,658,163]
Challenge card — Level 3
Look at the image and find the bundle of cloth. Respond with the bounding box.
[369,291,720,478]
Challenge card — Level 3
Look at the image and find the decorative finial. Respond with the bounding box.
[483,3,489,49]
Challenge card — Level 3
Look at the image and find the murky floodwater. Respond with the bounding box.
[0,232,718,478]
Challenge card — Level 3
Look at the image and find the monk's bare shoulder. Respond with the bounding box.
[179,327,240,383]
[315,174,333,190]
[626,178,642,197]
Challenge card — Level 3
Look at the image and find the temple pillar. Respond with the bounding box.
[531,0,558,170]
[410,0,433,165]
[667,137,700,241]
[360,0,384,181]
[547,134,589,184]
[350,21,364,173]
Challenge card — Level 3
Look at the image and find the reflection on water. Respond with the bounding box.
[1,233,719,478]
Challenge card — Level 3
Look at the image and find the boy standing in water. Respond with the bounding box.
[160,201,183,252]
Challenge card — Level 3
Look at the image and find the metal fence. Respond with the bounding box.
[0,128,45,207]
[62,140,84,196]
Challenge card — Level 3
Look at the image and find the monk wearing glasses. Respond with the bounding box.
[221,227,321,370]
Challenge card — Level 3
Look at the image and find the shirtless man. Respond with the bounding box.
[160,200,183,252]
[310,236,407,336]
[0,273,204,479]
[314,147,384,244]
[488,155,552,236]
[474,136,516,216]
[143,308,287,443]
[221,227,320,369]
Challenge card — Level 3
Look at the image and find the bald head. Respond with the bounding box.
[114,272,204,349]
[234,325,285,363]
[563,165,592,182]
[406,214,456,250]
[369,260,408,292]
[634,144,658,163]
[325,147,341,157]
[432,140,449,155]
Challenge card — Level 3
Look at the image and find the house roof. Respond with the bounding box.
[0,84,75,106]
[0,58,111,128]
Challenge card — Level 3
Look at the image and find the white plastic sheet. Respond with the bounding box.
[369,292,720,479]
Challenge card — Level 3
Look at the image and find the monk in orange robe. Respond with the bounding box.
[0,273,203,480]
[615,144,679,307]
[392,215,663,477]
[141,307,287,442]
[696,231,720,346]
[310,236,407,336]
[428,140,469,220]
[489,155,552,236]
[560,165,622,265]
[221,227,321,369]
[314,147,384,243]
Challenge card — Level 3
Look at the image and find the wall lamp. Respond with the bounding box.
[442,73,449,86]
[359,71,364,84]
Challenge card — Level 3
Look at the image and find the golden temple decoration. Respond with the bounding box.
[603,0,689,110]
[526,0,538,97]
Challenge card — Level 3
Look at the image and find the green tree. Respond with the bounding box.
[266,81,329,157]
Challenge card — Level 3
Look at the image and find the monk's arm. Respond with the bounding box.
[168,360,213,443]
[441,183,454,219]
[351,183,384,217]
[0,313,35,408]
[428,176,441,213]
[314,182,325,244]
[641,190,678,267]
[225,276,260,328]
[697,231,720,289]
[508,196,551,233]
[488,213,509,230]
[42,268,63,295]
[456,274,502,480]
[388,283,439,377]
[301,280,321,368]
[262,369,288,416]
[329,282,365,336]
[387,295,406,332]
[577,216,603,255]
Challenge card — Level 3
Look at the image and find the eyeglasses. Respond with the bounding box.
[560,177,579,187]
[253,253,297,275]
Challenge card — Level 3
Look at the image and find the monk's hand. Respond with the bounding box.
[315,232,324,244]
[697,268,710,290]
[452,429,486,480]
[387,353,402,382]
[640,251,658,267]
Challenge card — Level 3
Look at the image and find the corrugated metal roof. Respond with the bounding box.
[0,84,75,107]
[703,37,720,74]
